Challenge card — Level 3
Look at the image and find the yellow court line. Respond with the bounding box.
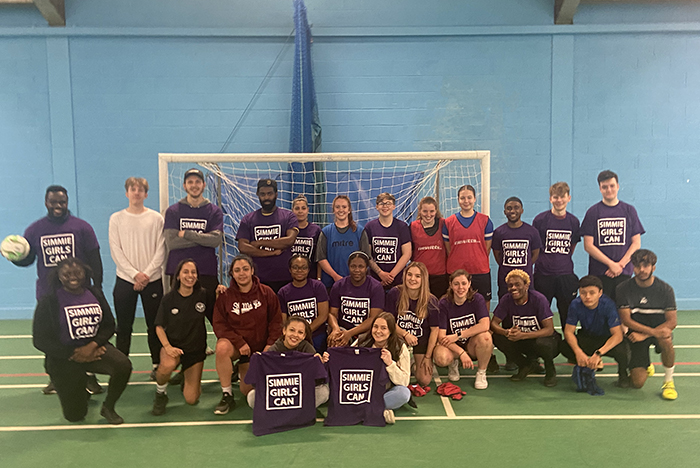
[3,413,700,432]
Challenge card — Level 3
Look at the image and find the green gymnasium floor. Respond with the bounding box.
[2,314,700,468]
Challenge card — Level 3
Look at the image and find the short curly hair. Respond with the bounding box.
[505,269,530,287]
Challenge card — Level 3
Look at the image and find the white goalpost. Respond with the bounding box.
[159,151,490,278]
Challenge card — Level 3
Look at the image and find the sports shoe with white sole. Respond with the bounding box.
[447,359,460,382]
[662,380,678,400]
[214,393,235,415]
[383,409,395,424]
[474,370,488,390]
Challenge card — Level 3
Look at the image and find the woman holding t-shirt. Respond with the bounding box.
[33,258,132,425]
[443,185,494,310]
[151,258,212,416]
[410,196,449,298]
[278,254,330,351]
[385,262,439,387]
[356,312,411,424]
[316,195,365,288]
[290,195,322,279]
[433,269,493,390]
[328,251,384,347]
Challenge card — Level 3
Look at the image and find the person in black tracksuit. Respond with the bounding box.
[32,258,132,424]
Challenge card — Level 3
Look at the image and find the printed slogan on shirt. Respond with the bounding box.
[265,373,302,410]
[597,218,626,246]
[339,369,373,404]
[41,233,75,267]
[502,239,529,267]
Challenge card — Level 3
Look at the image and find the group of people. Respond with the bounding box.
[10,167,678,427]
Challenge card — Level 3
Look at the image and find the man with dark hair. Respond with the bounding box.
[164,168,223,321]
[8,185,103,394]
[581,170,644,301]
[561,275,630,388]
[532,182,580,326]
[237,178,299,293]
[616,249,678,399]
[492,197,541,299]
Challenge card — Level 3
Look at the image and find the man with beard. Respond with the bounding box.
[237,179,299,293]
[10,185,103,394]
[616,249,678,399]
[164,168,223,322]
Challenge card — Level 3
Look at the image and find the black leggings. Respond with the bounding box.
[45,343,132,422]
[560,330,630,373]
[493,332,562,372]
[113,277,163,363]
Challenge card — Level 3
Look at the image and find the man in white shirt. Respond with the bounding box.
[109,177,166,379]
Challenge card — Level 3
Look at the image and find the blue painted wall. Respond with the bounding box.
[1,0,699,317]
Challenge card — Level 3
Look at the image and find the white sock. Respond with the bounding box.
[664,366,675,383]
[246,390,256,409]
[156,383,168,394]
[222,386,233,396]
[152,364,158,369]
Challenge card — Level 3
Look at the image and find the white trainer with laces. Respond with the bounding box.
[474,369,488,390]
[448,359,460,382]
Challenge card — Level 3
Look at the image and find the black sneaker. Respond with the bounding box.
[86,374,103,395]
[407,396,418,409]
[486,355,500,374]
[543,371,558,387]
[152,392,169,416]
[530,360,545,375]
[42,381,57,395]
[100,404,124,425]
[169,371,184,386]
[614,374,631,388]
[504,360,518,372]
[510,363,533,382]
[214,393,235,415]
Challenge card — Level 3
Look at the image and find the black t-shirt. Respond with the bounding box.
[154,288,209,353]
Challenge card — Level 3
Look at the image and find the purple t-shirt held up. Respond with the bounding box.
[164,201,224,276]
[329,276,385,331]
[278,279,329,337]
[438,294,489,343]
[237,207,300,283]
[532,211,581,276]
[245,351,327,436]
[580,201,645,276]
[363,218,412,284]
[23,215,100,300]
[324,347,390,427]
[493,290,553,332]
[385,287,439,349]
[56,288,103,347]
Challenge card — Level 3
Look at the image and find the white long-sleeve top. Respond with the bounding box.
[386,343,411,387]
[109,208,166,283]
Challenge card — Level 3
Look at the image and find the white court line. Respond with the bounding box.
[3,413,700,432]
[431,367,456,418]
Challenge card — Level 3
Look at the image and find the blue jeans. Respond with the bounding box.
[384,385,411,410]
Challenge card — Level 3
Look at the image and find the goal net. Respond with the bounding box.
[159,151,490,280]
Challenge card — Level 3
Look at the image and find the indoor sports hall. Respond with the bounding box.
[1,1,700,467]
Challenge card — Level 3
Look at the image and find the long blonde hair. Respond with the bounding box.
[396,262,431,320]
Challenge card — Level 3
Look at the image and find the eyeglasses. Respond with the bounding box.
[377,201,394,207]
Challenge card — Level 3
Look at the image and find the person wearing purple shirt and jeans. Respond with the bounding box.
[581,170,645,301]
[532,182,581,327]
[237,179,299,293]
[491,270,561,387]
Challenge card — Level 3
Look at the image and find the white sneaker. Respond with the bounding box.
[474,369,488,390]
[448,359,460,382]
[383,409,395,424]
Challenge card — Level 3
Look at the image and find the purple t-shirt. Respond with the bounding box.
[245,351,327,436]
[56,289,103,347]
[438,294,489,343]
[580,201,645,276]
[237,208,300,283]
[492,222,542,287]
[385,287,439,348]
[278,279,329,337]
[324,347,390,427]
[164,201,224,276]
[291,223,321,279]
[364,218,411,285]
[24,215,100,299]
[329,276,385,331]
[532,211,581,276]
[493,290,553,332]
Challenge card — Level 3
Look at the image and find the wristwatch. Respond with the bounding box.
[594,350,603,357]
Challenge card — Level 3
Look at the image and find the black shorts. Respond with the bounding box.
[470,272,492,302]
[628,336,658,369]
[413,340,429,355]
[180,350,206,371]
